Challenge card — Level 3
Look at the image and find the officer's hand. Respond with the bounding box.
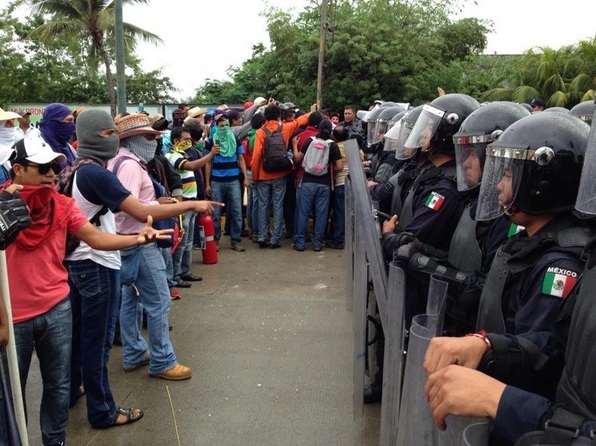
[425,365,505,430]
[423,336,487,375]
[0,193,31,250]
[382,215,398,235]
[367,180,378,188]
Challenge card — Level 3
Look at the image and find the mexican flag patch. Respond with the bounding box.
[425,192,445,211]
[541,267,578,298]
[507,223,525,238]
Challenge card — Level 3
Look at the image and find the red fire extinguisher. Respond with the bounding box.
[198,214,218,264]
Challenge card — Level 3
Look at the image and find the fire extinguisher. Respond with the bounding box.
[198,214,218,264]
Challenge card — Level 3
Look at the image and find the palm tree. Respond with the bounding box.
[28,0,162,115]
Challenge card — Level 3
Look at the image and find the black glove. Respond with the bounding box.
[390,231,416,250]
[0,191,31,250]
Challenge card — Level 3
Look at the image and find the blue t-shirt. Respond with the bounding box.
[204,137,244,181]
[75,163,131,212]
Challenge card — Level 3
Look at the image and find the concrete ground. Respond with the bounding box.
[23,237,380,445]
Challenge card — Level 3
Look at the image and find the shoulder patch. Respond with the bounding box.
[507,223,525,238]
[425,191,445,211]
[541,267,579,298]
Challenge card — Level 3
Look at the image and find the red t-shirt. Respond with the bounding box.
[6,189,88,323]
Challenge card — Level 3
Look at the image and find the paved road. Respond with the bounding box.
[24,239,380,445]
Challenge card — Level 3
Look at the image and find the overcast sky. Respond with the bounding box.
[126,0,595,100]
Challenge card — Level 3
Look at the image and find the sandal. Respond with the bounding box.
[98,407,143,429]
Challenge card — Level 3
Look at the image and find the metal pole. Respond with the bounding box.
[114,0,127,114]
[316,0,328,109]
[0,251,28,446]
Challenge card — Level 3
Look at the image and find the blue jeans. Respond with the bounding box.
[246,171,259,234]
[256,177,286,244]
[172,209,196,281]
[331,185,345,245]
[293,182,331,250]
[211,180,242,245]
[14,298,72,446]
[120,243,177,375]
[160,247,177,287]
[65,260,121,428]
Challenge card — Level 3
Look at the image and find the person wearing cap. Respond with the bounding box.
[185,107,209,126]
[5,137,171,445]
[530,98,546,112]
[0,107,21,183]
[14,110,41,142]
[108,113,222,382]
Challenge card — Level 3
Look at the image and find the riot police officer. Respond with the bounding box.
[473,111,592,335]
[423,109,596,445]
[396,102,531,334]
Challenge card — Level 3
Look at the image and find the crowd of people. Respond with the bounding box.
[0,92,595,445]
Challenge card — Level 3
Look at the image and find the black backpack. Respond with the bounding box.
[262,124,292,172]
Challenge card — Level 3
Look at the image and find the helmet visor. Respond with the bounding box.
[404,104,444,153]
[374,119,390,145]
[392,120,418,159]
[454,133,492,192]
[475,145,527,221]
[383,119,402,152]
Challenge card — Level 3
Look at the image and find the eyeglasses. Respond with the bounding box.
[23,162,60,175]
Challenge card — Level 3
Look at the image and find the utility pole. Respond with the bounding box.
[316,0,328,109]
[115,0,127,115]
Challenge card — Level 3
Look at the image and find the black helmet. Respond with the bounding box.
[476,112,589,220]
[375,106,405,145]
[390,105,425,160]
[404,93,480,154]
[570,100,595,126]
[453,102,530,192]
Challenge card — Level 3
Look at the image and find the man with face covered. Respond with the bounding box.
[108,114,222,382]
[39,103,77,171]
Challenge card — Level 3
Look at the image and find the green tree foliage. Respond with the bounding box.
[28,0,162,114]
[199,0,490,111]
[0,0,174,107]
[483,37,596,108]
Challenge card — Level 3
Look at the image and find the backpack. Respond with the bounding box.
[55,159,109,255]
[302,137,333,176]
[262,124,293,172]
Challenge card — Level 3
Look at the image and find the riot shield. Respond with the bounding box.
[396,313,439,445]
[463,420,490,446]
[345,176,354,311]
[438,416,489,446]
[379,263,406,445]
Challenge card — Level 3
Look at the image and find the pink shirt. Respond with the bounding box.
[6,197,88,323]
[107,149,159,235]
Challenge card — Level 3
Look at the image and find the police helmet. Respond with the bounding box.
[382,110,408,152]
[476,112,589,220]
[365,105,389,148]
[543,107,570,114]
[453,102,530,192]
[374,106,405,146]
[404,93,480,155]
[570,100,595,126]
[392,105,425,160]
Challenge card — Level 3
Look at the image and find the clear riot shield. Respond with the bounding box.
[396,275,449,445]
[379,263,407,445]
[396,313,439,445]
[463,420,490,446]
[438,416,489,446]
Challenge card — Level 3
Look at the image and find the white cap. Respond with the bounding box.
[10,137,66,165]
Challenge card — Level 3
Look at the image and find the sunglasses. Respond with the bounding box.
[23,162,60,175]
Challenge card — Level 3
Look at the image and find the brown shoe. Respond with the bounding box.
[231,243,245,252]
[150,364,192,381]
